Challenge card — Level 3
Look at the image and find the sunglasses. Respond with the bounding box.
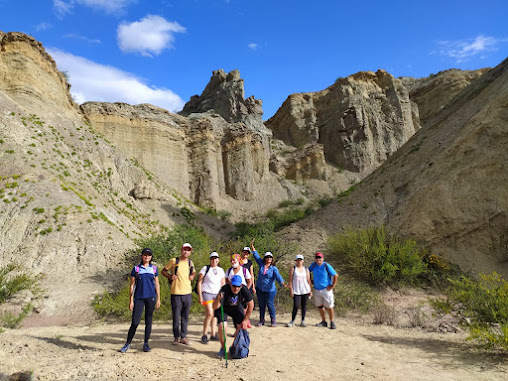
[182,247,192,251]
[142,253,153,256]
[315,256,323,259]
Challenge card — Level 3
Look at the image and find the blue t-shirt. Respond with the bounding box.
[131,264,158,300]
[308,262,337,290]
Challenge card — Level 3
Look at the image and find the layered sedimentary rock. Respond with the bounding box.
[267,70,421,173]
[286,60,508,276]
[270,142,327,182]
[402,68,490,126]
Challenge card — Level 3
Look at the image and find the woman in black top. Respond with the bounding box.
[241,246,255,328]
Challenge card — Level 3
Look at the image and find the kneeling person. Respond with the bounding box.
[213,275,254,358]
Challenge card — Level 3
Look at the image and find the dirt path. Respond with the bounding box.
[1,314,507,380]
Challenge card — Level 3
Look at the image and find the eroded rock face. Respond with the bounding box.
[270,142,327,182]
[0,32,75,110]
[402,68,490,126]
[267,70,421,173]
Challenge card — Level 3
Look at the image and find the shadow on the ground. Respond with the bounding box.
[362,334,508,371]
[32,336,97,351]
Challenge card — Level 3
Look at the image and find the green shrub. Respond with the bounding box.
[442,272,508,350]
[0,264,42,304]
[1,303,34,329]
[328,226,427,286]
[334,279,379,316]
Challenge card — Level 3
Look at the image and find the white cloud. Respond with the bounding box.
[35,22,52,31]
[64,33,101,44]
[248,43,258,50]
[117,15,186,57]
[435,35,505,62]
[53,0,134,17]
[47,48,185,112]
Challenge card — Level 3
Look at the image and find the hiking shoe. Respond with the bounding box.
[143,343,151,352]
[217,347,225,358]
[286,321,294,327]
[271,320,277,327]
[257,321,264,327]
[120,343,130,353]
[173,337,180,345]
[210,334,219,341]
[180,337,190,345]
[330,321,337,330]
[300,320,307,327]
[316,321,328,327]
[200,335,209,344]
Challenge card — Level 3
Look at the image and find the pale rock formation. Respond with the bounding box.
[267,70,421,173]
[401,68,490,126]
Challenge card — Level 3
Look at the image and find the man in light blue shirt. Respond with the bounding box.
[308,252,338,329]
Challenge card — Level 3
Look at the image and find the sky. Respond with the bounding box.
[1,0,507,119]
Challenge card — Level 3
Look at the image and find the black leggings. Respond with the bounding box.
[127,297,156,344]
[291,294,309,321]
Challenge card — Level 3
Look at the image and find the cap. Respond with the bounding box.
[230,253,241,262]
[142,248,153,255]
[242,247,251,252]
[295,254,304,260]
[315,252,324,258]
[231,275,243,286]
[182,243,192,249]
[209,251,219,258]
[264,251,273,258]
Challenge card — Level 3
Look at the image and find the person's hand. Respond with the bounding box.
[309,291,313,298]
[199,296,204,305]
[156,299,161,309]
[326,285,333,291]
[171,274,177,281]
[250,238,255,251]
[129,300,134,311]
[240,319,249,330]
[290,289,294,298]
[252,288,256,294]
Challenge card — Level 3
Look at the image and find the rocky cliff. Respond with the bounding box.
[267,70,421,173]
[284,59,508,276]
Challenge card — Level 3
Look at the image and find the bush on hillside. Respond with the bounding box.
[328,226,427,286]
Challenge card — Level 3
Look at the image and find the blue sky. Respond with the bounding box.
[1,0,507,119]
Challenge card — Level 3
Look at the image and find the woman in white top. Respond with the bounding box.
[225,253,252,289]
[197,252,225,344]
[287,254,312,327]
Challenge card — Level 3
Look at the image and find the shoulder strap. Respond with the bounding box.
[226,268,231,277]
[292,265,296,283]
[153,265,157,275]
[203,265,211,278]
[189,259,194,276]
[243,266,247,278]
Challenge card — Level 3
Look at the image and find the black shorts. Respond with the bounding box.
[215,307,245,326]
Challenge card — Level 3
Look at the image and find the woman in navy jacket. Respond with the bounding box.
[250,239,286,327]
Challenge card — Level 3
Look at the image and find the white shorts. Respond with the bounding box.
[314,288,334,309]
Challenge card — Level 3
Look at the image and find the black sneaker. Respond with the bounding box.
[143,343,151,352]
[200,335,209,344]
[210,334,219,341]
[330,321,337,329]
[315,321,328,327]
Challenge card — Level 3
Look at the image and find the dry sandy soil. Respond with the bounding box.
[1,312,507,381]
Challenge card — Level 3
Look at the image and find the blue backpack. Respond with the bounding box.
[229,328,250,359]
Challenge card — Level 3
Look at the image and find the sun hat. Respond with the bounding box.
[210,252,219,258]
[182,243,192,249]
[295,254,304,260]
[264,252,273,258]
[231,275,243,286]
[242,247,251,252]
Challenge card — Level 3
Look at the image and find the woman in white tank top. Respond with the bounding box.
[287,254,312,327]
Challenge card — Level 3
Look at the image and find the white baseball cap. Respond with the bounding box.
[182,243,192,249]
[209,251,219,258]
[242,247,251,252]
[264,251,273,258]
[295,255,304,260]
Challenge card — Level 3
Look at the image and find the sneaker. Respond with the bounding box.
[172,337,180,345]
[257,321,264,327]
[300,320,307,327]
[330,321,337,330]
[316,321,328,328]
[120,343,130,353]
[180,337,190,345]
[210,334,219,341]
[143,343,151,352]
[217,347,225,358]
[271,320,277,327]
[200,335,209,344]
[286,321,294,327]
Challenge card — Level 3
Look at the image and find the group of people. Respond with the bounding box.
[119,239,338,357]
